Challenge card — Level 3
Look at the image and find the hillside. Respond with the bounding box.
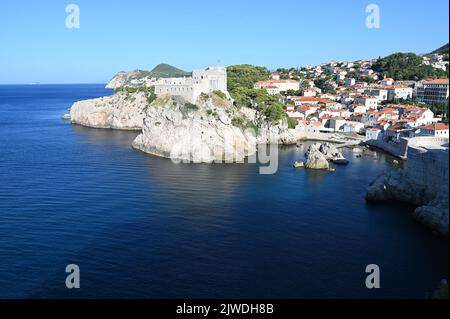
[106,64,191,89]
[372,52,448,80]
[431,43,449,55]
[149,63,191,78]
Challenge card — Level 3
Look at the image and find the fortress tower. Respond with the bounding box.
[154,67,227,104]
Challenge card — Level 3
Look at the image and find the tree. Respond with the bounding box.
[227,64,292,124]
[372,52,448,80]
[227,64,270,92]
[314,78,336,94]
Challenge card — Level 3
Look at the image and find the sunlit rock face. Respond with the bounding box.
[70,92,148,130]
[132,94,258,163]
[304,143,330,170]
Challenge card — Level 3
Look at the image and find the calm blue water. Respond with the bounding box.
[0,84,448,299]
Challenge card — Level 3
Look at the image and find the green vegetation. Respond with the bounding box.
[179,102,199,119]
[227,64,270,92]
[275,67,304,80]
[287,117,299,129]
[149,63,191,78]
[212,90,227,99]
[314,78,337,94]
[430,43,449,55]
[351,74,377,84]
[114,86,157,105]
[227,65,287,124]
[260,101,287,124]
[372,52,448,80]
[184,102,198,110]
[231,116,257,132]
[282,89,303,96]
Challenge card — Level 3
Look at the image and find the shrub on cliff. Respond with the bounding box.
[231,116,257,133]
[114,86,157,105]
[212,90,227,100]
[287,117,298,129]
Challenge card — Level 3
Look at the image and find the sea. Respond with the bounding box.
[0,84,448,298]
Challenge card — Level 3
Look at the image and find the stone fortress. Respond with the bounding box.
[154,67,228,103]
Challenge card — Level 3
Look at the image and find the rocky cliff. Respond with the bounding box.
[70,92,148,130]
[70,89,299,162]
[132,93,258,162]
[106,70,156,89]
[366,137,449,236]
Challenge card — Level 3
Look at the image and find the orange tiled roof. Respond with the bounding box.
[421,123,449,131]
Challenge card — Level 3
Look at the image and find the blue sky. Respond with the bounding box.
[0,0,448,84]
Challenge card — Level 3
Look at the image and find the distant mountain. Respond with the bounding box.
[430,43,449,55]
[106,64,191,89]
[149,64,191,78]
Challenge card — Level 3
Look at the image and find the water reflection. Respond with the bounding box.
[71,124,140,148]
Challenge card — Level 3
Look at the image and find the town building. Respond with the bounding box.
[364,87,389,101]
[416,79,449,105]
[365,127,383,140]
[354,95,378,110]
[254,79,300,93]
[418,123,449,137]
[387,85,413,100]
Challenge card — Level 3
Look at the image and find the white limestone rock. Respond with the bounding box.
[69,92,148,130]
[257,119,297,145]
[319,142,346,161]
[132,94,258,163]
[305,143,330,170]
[106,70,155,89]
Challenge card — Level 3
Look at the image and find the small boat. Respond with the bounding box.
[328,167,336,172]
[61,113,71,120]
[332,158,349,165]
[392,160,399,165]
[296,143,302,148]
[293,161,304,168]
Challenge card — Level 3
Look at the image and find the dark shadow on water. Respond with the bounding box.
[71,124,141,148]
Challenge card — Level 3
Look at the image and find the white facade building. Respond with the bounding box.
[154,67,227,103]
[354,95,378,110]
[365,127,383,140]
[418,123,449,138]
[416,79,449,105]
[254,80,300,92]
[387,86,413,100]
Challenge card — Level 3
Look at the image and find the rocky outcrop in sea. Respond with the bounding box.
[70,92,148,130]
[304,142,347,170]
[366,137,449,236]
